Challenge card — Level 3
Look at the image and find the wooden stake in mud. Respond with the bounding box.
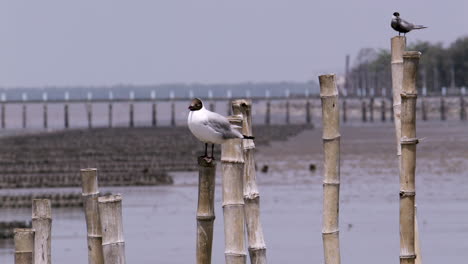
[129,91,134,128]
[87,92,93,129]
[232,99,267,264]
[14,228,35,264]
[64,92,70,129]
[32,199,52,264]
[98,194,126,264]
[400,51,421,264]
[361,100,367,122]
[391,36,406,157]
[461,87,467,121]
[81,168,104,264]
[108,92,113,128]
[196,157,216,264]
[221,115,247,264]
[1,93,6,129]
[369,97,374,122]
[43,93,48,130]
[306,91,312,124]
[440,87,446,121]
[265,90,271,125]
[319,74,341,264]
[22,93,27,129]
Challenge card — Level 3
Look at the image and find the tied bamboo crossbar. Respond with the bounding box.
[319,74,341,264]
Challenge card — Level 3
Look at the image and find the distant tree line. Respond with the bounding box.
[346,36,468,96]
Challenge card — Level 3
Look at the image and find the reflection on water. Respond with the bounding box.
[0,122,467,264]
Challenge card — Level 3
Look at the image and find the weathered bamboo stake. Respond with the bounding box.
[285,90,290,124]
[421,98,427,121]
[43,104,48,129]
[361,100,367,122]
[98,194,126,264]
[1,103,5,129]
[221,115,247,264]
[22,104,27,129]
[87,92,93,129]
[381,99,387,122]
[196,157,216,264]
[342,99,347,123]
[32,199,52,264]
[400,51,421,264]
[391,36,406,157]
[306,99,312,124]
[319,74,341,264]
[129,104,134,128]
[64,104,69,129]
[440,93,446,121]
[171,102,176,127]
[152,103,157,127]
[108,103,113,128]
[232,99,267,264]
[14,228,35,264]
[391,97,395,121]
[369,97,374,122]
[461,88,466,121]
[265,101,271,125]
[81,168,104,264]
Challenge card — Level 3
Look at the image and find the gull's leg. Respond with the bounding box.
[204,143,208,157]
[211,144,215,159]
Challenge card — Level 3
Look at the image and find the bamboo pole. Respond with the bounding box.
[461,91,466,121]
[14,228,35,264]
[22,104,27,129]
[369,97,374,122]
[391,36,406,157]
[98,194,126,264]
[319,74,341,264]
[87,103,93,129]
[64,104,69,129]
[1,103,5,129]
[306,99,312,124]
[221,115,247,264]
[381,98,386,122]
[361,100,367,122]
[171,102,176,127]
[129,103,134,128]
[196,157,216,264]
[81,168,104,264]
[43,104,48,130]
[108,103,113,128]
[400,51,421,264]
[152,103,157,127]
[415,205,422,264]
[32,199,52,264]
[232,99,267,264]
[265,100,271,125]
[342,99,347,123]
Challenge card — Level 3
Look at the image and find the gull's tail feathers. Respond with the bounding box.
[413,25,427,30]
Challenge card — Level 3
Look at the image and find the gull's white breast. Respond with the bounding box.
[188,110,225,144]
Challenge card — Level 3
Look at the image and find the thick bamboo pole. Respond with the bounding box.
[196,157,216,264]
[129,103,134,128]
[32,199,52,264]
[221,115,247,264]
[98,194,126,264]
[319,74,341,264]
[14,228,35,264]
[232,99,267,264]
[415,205,422,264]
[400,51,421,264]
[81,168,104,264]
[391,36,406,157]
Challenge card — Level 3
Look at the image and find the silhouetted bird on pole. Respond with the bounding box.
[391,12,427,36]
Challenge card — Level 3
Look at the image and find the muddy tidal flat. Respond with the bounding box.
[0,121,467,263]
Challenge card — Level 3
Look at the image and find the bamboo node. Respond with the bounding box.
[196,215,215,221]
[322,135,340,141]
[244,192,260,200]
[400,254,417,259]
[197,156,216,167]
[401,92,418,98]
[322,230,339,235]
[320,94,338,99]
[401,137,419,145]
[101,241,125,246]
[400,191,416,197]
[323,182,340,186]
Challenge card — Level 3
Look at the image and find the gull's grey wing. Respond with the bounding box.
[399,18,415,31]
[203,112,241,139]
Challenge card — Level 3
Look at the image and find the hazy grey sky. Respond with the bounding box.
[1,0,467,87]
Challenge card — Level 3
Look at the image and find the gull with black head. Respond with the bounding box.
[391,12,427,36]
[188,98,254,159]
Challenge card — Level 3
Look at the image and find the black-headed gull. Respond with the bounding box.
[188,98,254,158]
[391,12,427,36]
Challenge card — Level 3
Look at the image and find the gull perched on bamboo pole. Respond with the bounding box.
[391,12,427,36]
[188,98,254,159]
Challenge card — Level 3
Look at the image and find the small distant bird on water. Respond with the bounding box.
[391,12,427,36]
[187,98,254,159]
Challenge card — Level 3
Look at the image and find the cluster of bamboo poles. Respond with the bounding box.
[196,99,267,264]
[13,168,126,264]
[316,36,423,264]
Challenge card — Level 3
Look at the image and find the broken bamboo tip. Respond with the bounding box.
[319,74,338,96]
[198,156,216,167]
[81,168,99,195]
